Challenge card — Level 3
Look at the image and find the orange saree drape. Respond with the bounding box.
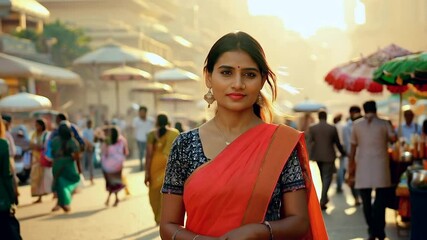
[183,124,328,239]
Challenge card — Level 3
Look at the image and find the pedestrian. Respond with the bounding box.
[144,113,179,225]
[308,110,346,210]
[159,31,327,239]
[348,100,397,240]
[29,119,53,203]
[174,122,184,133]
[398,109,421,143]
[101,126,128,207]
[82,119,95,185]
[333,113,345,194]
[51,123,82,212]
[132,106,154,171]
[0,118,22,239]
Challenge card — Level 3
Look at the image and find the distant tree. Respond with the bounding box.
[12,20,91,67]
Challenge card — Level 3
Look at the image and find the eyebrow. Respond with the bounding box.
[218,65,259,72]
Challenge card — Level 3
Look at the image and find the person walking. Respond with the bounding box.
[342,106,362,206]
[0,118,22,239]
[29,119,52,203]
[50,123,82,212]
[82,119,95,184]
[132,106,154,171]
[159,31,327,239]
[308,110,346,210]
[348,100,396,240]
[144,113,179,225]
[333,113,346,194]
[101,126,128,207]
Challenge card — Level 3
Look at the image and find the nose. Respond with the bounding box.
[231,74,245,89]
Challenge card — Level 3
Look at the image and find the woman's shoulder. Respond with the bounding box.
[173,128,199,146]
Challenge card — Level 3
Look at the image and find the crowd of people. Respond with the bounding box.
[2,31,424,240]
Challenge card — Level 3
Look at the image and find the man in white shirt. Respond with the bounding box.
[132,106,154,171]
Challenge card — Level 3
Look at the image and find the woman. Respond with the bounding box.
[30,119,52,203]
[101,126,128,207]
[0,119,22,239]
[145,114,179,225]
[160,32,327,240]
[174,122,184,133]
[51,123,81,212]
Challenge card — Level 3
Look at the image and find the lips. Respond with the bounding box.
[226,93,246,100]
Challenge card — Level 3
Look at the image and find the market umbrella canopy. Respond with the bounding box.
[101,66,152,81]
[131,82,173,93]
[0,53,82,85]
[100,66,152,115]
[73,43,173,68]
[293,100,326,112]
[325,44,412,93]
[159,93,195,102]
[374,52,427,87]
[0,92,52,112]
[154,68,200,83]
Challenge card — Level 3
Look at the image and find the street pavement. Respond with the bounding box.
[15,159,410,240]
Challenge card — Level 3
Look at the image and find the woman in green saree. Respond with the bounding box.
[50,123,81,212]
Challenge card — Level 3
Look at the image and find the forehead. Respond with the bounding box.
[214,50,258,69]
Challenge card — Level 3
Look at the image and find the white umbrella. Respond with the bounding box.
[73,43,173,68]
[0,92,52,112]
[154,68,200,83]
[101,66,152,114]
[293,100,326,113]
[131,82,174,113]
[159,93,195,112]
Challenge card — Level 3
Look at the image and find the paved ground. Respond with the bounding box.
[15,159,410,240]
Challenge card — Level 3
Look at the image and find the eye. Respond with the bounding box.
[220,70,232,76]
[244,72,257,78]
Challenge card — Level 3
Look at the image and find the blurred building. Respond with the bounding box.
[37,0,254,121]
[0,0,81,110]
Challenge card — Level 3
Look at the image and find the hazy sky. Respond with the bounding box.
[247,0,347,38]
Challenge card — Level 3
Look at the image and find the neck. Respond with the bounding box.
[214,108,262,133]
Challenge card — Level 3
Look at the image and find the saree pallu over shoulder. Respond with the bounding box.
[183,124,328,239]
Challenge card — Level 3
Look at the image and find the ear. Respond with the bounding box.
[204,70,212,88]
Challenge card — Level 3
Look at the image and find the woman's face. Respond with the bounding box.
[206,50,264,112]
[35,122,42,132]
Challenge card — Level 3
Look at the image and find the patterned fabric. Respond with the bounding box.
[162,129,306,221]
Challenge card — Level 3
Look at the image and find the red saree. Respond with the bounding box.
[183,124,328,239]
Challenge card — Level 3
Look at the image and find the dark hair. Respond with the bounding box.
[156,114,168,138]
[423,119,427,135]
[174,122,184,133]
[333,114,342,124]
[56,113,67,124]
[58,123,72,156]
[318,111,327,120]
[139,106,147,112]
[110,127,119,145]
[349,105,361,114]
[36,119,46,131]
[363,101,377,113]
[203,31,277,122]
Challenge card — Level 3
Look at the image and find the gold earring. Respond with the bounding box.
[257,93,264,106]
[204,88,215,108]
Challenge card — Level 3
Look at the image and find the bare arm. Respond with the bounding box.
[220,189,309,240]
[144,142,153,186]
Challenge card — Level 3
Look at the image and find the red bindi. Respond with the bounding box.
[237,66,240,68]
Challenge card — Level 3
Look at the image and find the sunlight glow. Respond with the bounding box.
[248,0,347,38]
[354,0,366,25]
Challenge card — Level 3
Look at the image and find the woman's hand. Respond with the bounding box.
[144,174,151,186]
[220,223,269,240]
